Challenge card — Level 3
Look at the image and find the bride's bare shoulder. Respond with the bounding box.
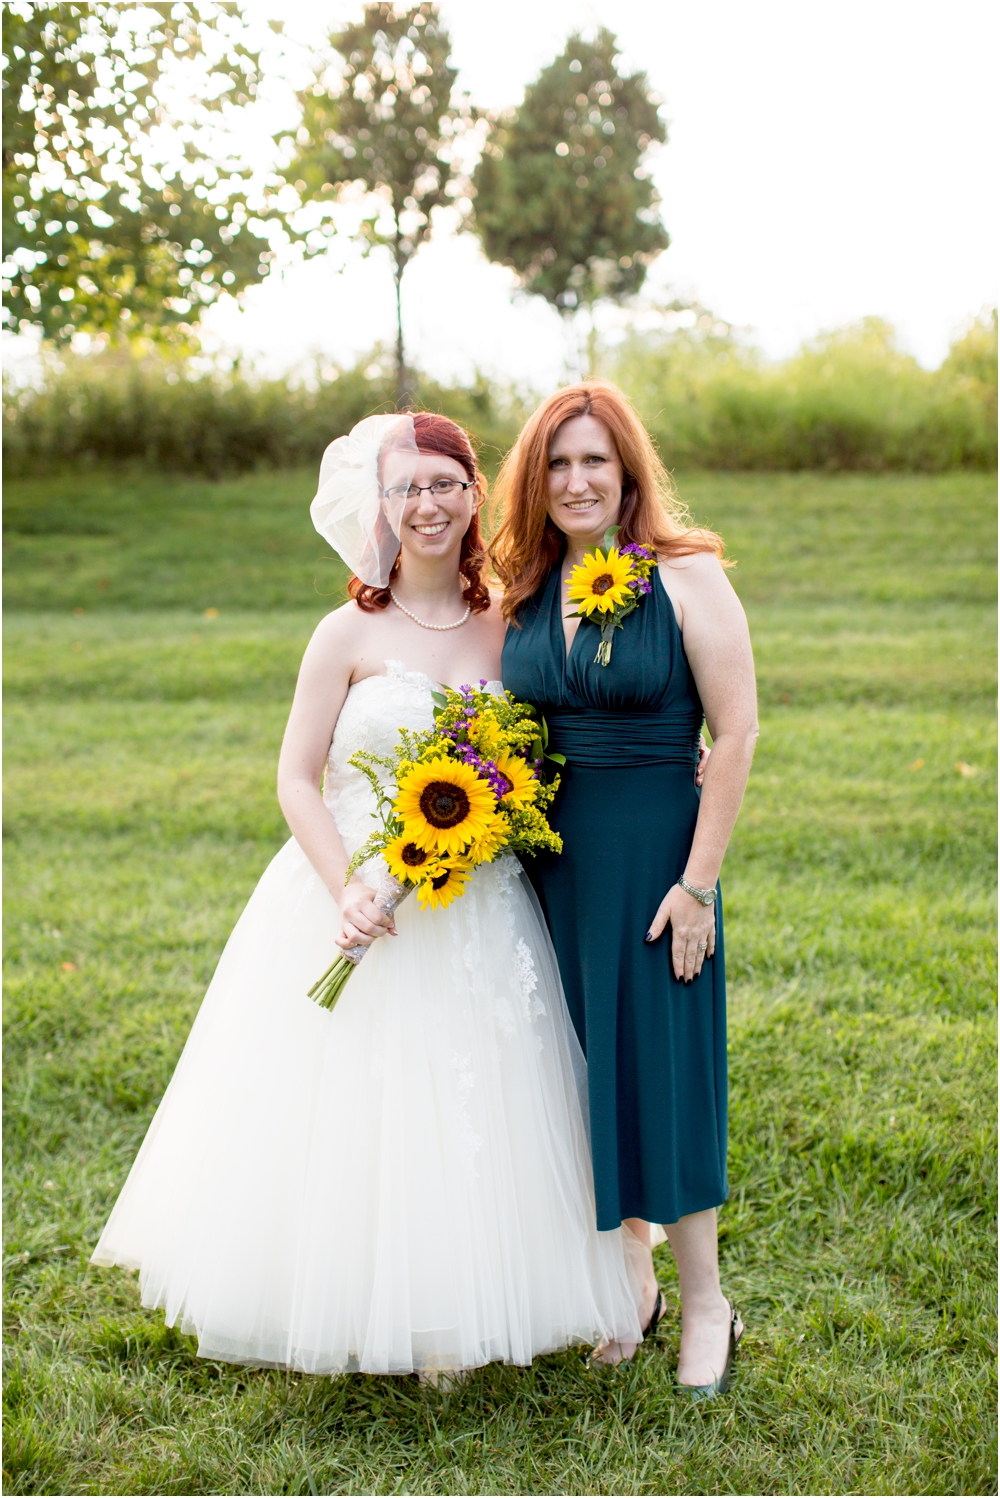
[478,591,509,640]
[310,598,364,638]
[300,599,375,671]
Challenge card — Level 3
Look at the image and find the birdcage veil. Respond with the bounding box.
[310,414,419,588]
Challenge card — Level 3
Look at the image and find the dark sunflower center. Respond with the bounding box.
[401,842,428,867]
[592,573,615,595]
[431,869,452,889]
[419,781,470,828]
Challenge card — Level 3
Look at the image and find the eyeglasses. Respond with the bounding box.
[382,480,475,503]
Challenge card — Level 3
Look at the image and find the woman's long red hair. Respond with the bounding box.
[490,382,725,621]
[348,411,490,613]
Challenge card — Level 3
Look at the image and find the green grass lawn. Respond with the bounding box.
[3,469,996,1496]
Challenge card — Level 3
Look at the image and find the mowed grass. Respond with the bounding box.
[3,468,996,1496]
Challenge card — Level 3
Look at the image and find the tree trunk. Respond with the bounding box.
[393,239,409,409]
[585,310,599,380]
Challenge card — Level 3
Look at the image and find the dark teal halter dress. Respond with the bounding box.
[502,562,728,1232]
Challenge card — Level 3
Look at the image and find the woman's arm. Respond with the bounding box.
[276,611,397,950]
[647,553,759,981]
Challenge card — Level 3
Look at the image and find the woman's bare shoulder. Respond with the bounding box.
[478,593,509,638]
[658,549,725,579]
[298,600,374,674]
[308,598,366,643]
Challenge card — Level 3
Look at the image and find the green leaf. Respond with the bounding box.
[546,752,567,766]
[430,690,449,709]
[602,524,621,549]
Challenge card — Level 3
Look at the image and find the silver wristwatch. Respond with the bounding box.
[678,876,716,907]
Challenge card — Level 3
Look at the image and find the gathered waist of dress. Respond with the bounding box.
[544,709,702,770]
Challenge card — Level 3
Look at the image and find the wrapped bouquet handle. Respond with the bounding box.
[309,872,411,1010]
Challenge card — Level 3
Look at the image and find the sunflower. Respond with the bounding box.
[467,814,509,865]
[395,756,497,856]
[383,833,436,885]
[492,751,539,809]
[415,855,475,910]
[566,546,635,615]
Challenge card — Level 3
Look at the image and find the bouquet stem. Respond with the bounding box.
[308,872,412,1012]
[595,620,617,666]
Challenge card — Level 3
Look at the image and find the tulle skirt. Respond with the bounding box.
[91,841,645,1375]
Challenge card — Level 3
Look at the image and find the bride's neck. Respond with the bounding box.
[393,552,465,607]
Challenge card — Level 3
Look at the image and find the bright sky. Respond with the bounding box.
[10,0,999,387]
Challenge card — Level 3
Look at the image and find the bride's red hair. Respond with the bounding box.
[347,411,491,613]
[490,382,726,622]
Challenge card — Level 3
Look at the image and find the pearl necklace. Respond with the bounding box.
[389,589,471,632]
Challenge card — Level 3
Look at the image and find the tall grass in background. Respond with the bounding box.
[3,311,995,480]
[609,311,997,472]
[1,349,529,482]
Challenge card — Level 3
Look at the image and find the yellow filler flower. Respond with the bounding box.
[566,547,634,615]
[492,751,539,809]
[395,757,497,856]
[416,856,474,910]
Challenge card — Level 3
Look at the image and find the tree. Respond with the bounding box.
[285,2,467,405]
[2,1,286,345]
[473,29,669,372]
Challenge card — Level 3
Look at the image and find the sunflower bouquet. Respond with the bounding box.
[567,525,658,666]
[308,684,564,1011]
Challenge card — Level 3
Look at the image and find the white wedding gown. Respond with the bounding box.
[92,660,645,1375]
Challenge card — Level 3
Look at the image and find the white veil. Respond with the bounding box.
[310,414,419,588]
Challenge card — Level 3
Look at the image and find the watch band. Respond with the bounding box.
[678,876,716,906]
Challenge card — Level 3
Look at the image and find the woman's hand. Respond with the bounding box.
[336,879,397,950]
[645,885,716,982]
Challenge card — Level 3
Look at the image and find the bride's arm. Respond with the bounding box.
[277,610,396,950]
[647,553,759,980]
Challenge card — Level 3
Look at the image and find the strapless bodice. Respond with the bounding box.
[322,659,503,864]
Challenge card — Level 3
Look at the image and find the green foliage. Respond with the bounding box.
[7,312,993,483]
[1,347,528,483]
[285,3,466,398]
[3,471,995,1493]
[1,1,285,345]
[610,314,999,470]
[940,306,999,403]
[473,29,668,318]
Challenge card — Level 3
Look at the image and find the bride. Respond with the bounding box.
[91,411,647,1379]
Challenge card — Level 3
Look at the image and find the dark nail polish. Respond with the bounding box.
[684,978,692,986]
[645,931,654,942]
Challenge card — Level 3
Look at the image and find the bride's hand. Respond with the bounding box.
[336,880,397,949]
[695,734,710,787]
[645,885,715,982]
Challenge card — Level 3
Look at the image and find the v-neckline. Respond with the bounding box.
[551,562,586,670]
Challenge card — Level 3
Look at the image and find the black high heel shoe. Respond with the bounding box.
[679,1299,743,1401]
[643,1287,666,1339]
[582,1283,666,1368]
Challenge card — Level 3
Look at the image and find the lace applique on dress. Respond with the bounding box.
[450,1052,483,1173]
[514,938,547,1021]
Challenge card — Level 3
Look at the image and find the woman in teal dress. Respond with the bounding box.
[494,383,758,1394]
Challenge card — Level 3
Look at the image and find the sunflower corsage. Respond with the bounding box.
[308,685,564,1011]
[566,525,658,666]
